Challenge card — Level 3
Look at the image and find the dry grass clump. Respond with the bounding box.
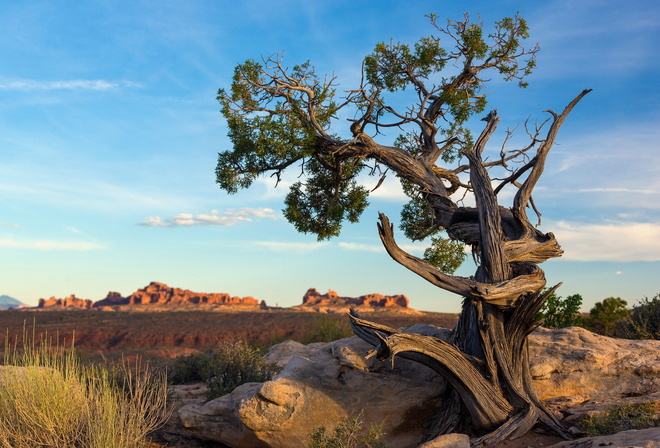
[303,314,354,344]
[167,339,281,400]
[580,401,660,436]
[0,328,169,448]
[307,410,387,448]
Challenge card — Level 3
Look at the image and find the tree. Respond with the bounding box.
[586,297,629,337]
[537,291,583,329]
[216,13,590,444]
[629,294,660,340]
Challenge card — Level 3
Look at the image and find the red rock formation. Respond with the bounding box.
[93,291,129,307]
[122,282,260,307]
[38,294,93,309]
[300,288,410,310]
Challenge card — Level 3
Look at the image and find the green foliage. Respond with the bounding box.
[216,59,336,194]
[283,158,370,240]
[364,37,448,92]
[627,294,660,340]
[422,235,467,274]
[308,411,387,448]
[303,315,355,344]
[580,402,659,436]
[398,179,466,274]
[215,13,538,249]
[585,297,630,337]
[0,330,168,448]
[537,291,583,329]
[167,339,281,400]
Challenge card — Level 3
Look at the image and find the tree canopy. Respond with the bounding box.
[216,13,547,273]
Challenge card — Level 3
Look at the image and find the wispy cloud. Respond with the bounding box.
[576,188,656,194]
[0,237,105,251]
[338,241,426,255]
[550,220,660,262]
[139,208,278,227]
[0,79,141,91]
[252,241,329,253]
[338,242,384,253]
[0,222,20,228]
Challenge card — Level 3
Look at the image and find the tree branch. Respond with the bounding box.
[513,89,591,222]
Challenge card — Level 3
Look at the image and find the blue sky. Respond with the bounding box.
[1,0,659,313]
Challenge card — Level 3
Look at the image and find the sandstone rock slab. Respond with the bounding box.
[417,433,470,448]
[529,326,660,401]
[179,334,446,448]
[179,326,660,448]
[547,427,660,448]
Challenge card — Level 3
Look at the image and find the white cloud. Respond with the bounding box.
[252,241,329,253]
[0,222,20,228]
[0,79,142,91]
[0,237,105,251]
[364,174,407,201]
[139,208,278,227]
[338,242,385,253]
[549,220,660,262]
[338,241,426,255]
[576,188,656,195]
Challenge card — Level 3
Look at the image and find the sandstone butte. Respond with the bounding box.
[34,283,415,313]
[37,295,93,309]
[300,288,410,308]
[36,282,261,309]
[95,282,261,307]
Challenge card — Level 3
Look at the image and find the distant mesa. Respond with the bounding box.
[38,294,93,309]
[294,288,418,314]
[93,281,261,308]
[29,283,418,314]
[0,294,26,310]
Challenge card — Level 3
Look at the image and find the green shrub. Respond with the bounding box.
[627,294,660,340]
[167,339,281,400]
[303,315,354,344]
[308,411,387,448]
[0,330,168,448]
[581,402,659,436]
[585,297,630,337]
[537,291,583,329]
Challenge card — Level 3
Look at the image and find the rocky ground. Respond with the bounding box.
[176,326,659,448]
[2,310,658,447]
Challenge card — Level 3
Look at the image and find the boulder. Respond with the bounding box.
[178,326,660,448]
[529,326,660,401]
[179,328,448,448]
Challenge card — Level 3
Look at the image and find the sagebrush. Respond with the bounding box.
[303,315,355,344]
[308,411,387,448]
[628,294,660,340]
[167,339,280,399]
[537,291,583,329]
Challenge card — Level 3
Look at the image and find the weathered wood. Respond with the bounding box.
[349,91,591,445]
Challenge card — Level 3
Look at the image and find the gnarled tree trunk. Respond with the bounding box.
[349,90,591,445]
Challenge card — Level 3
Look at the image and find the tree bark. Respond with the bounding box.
[349,90,591,445]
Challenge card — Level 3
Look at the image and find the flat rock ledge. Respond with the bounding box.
[547,427,660,448]
[178,326,660,448]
